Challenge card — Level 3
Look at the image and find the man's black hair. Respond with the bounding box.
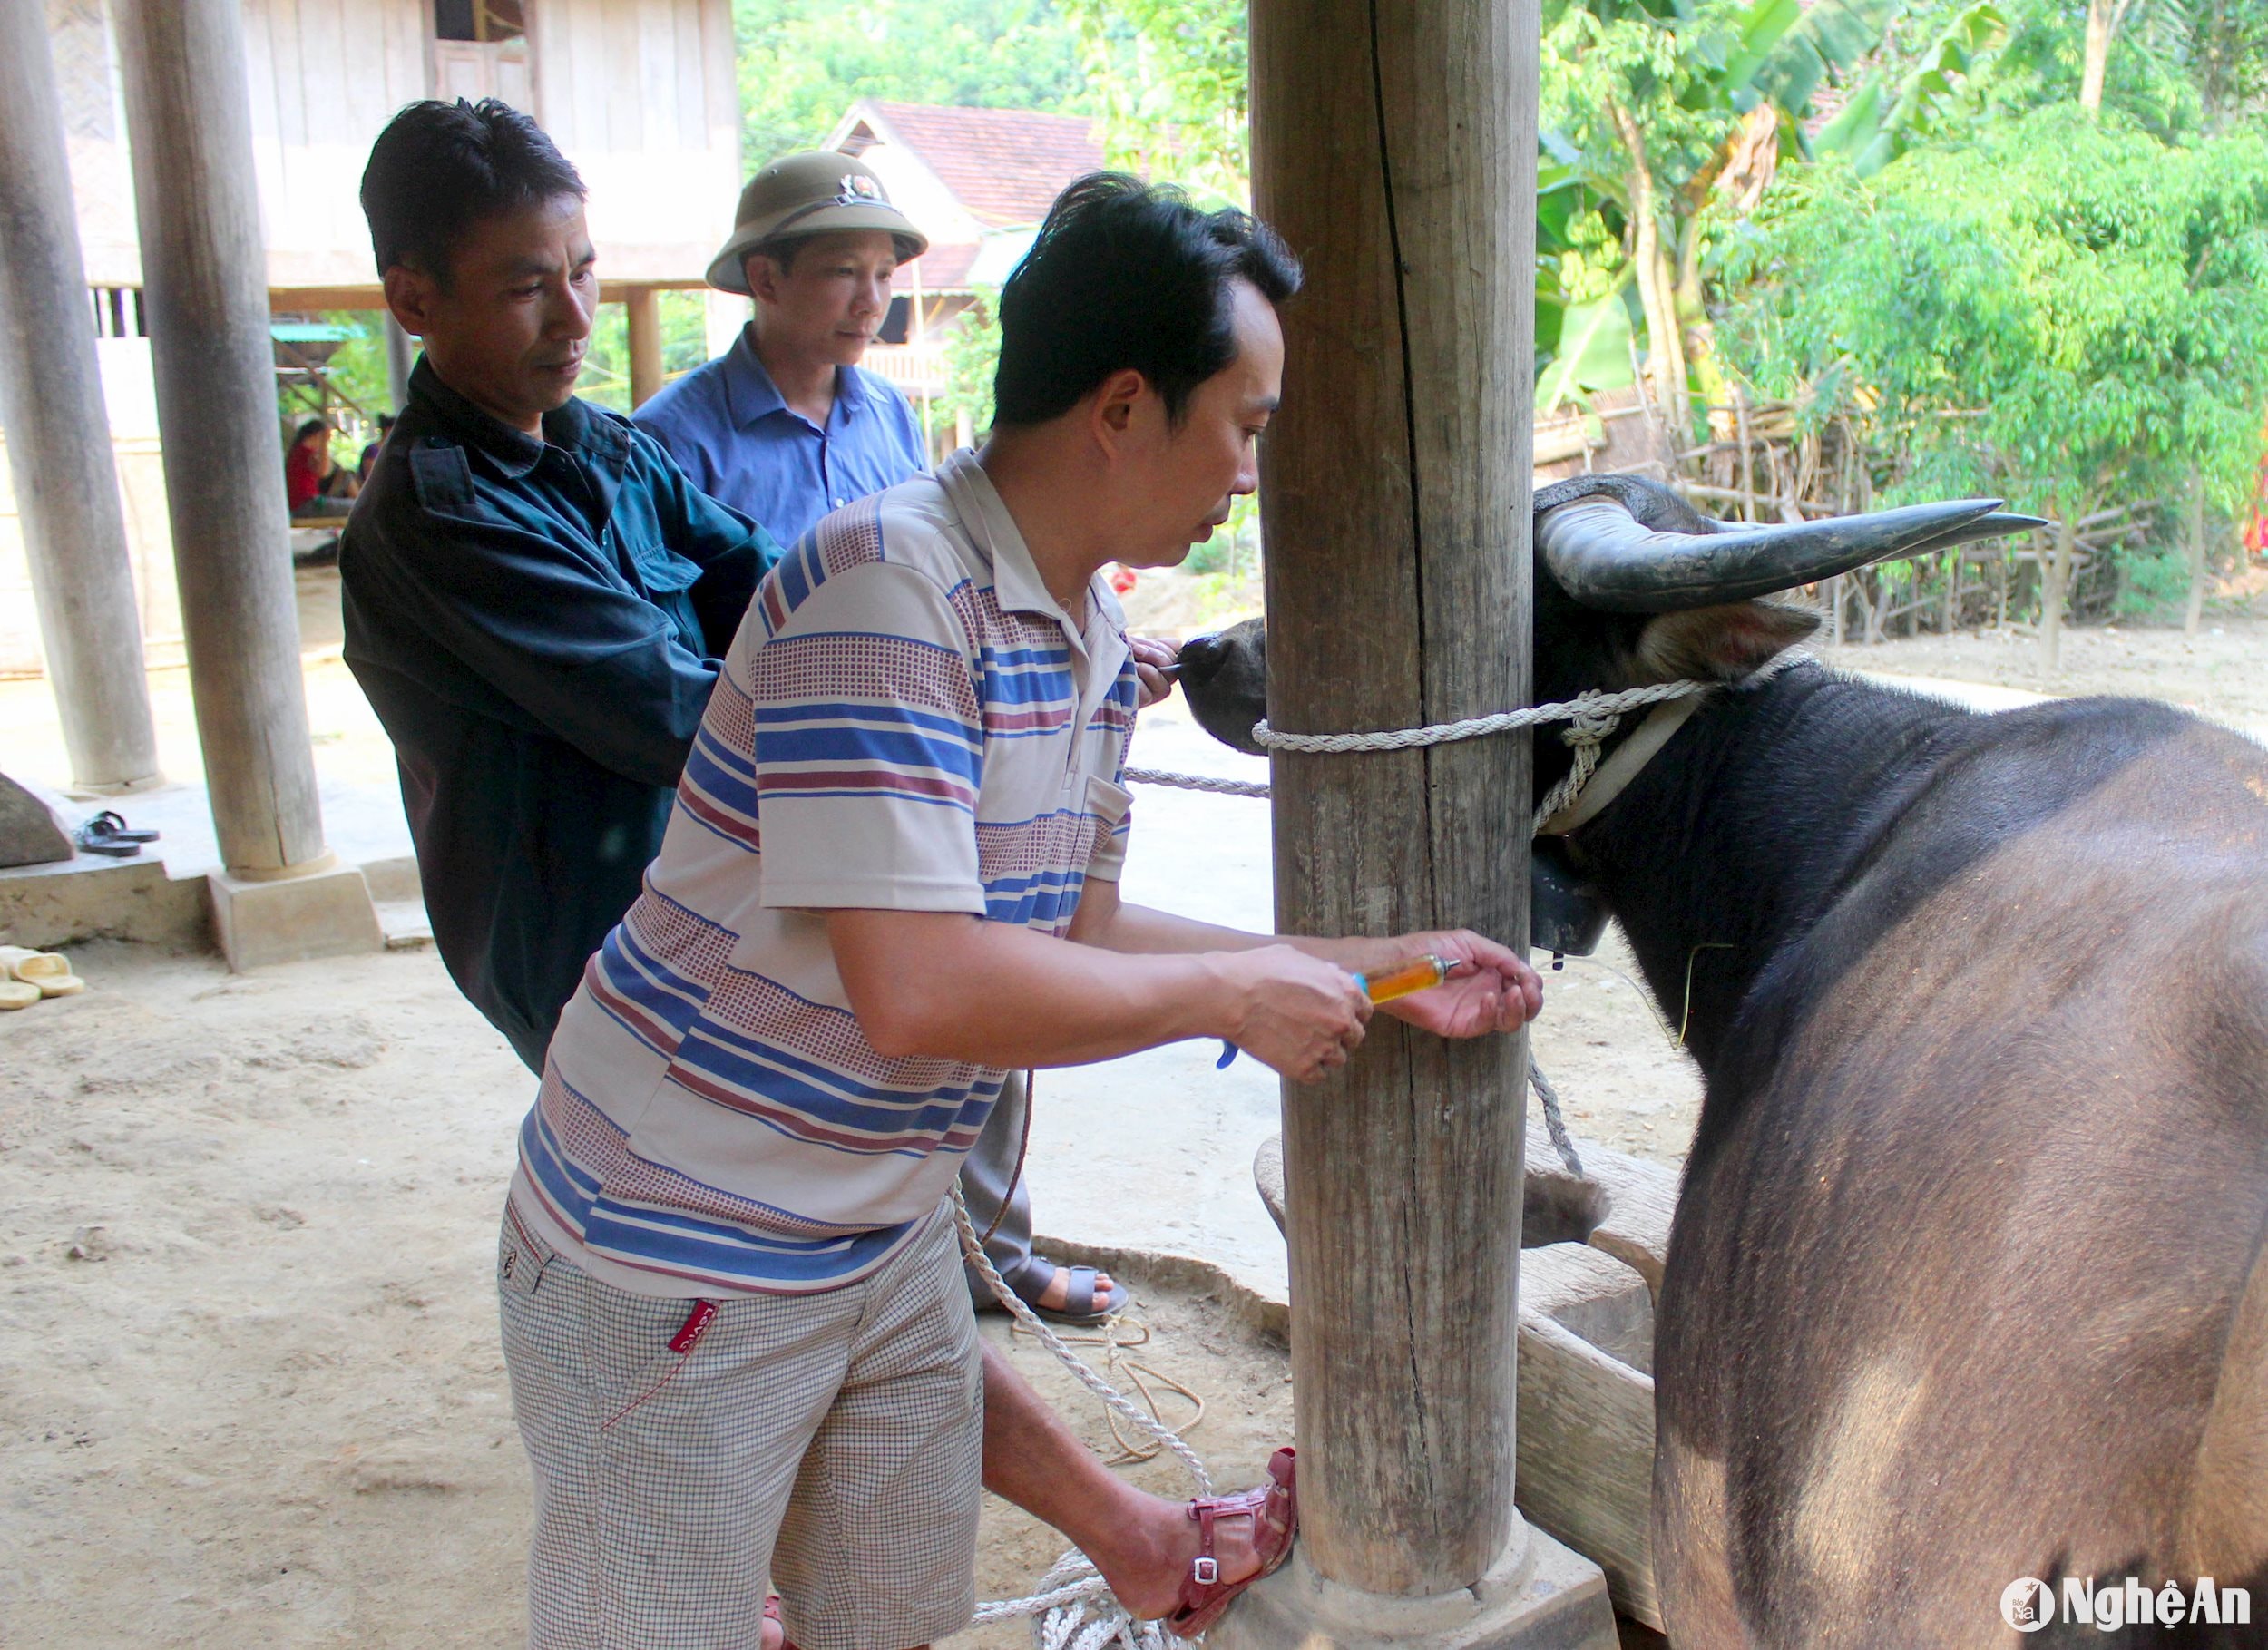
[992,174,1302,428]
[359,99,585,288]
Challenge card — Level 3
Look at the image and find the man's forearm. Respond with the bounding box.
[827,908,1237,1069]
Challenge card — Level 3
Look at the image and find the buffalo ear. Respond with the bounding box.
[1633,599,1820,685]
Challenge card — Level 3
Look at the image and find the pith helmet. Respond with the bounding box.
[705,151,930,294]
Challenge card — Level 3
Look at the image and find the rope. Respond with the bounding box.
[1120,766,1272,798]
[1124,681,1691,1176]
[954,1190,1208,1648]
[1125,679,1713,830]
[1528,1064,1583,1178]
[1249,679,1707,755]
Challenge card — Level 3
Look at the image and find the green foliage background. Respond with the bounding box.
[719,0,2268,628]
[733,0,1090,163]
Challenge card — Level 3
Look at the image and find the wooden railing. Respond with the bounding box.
[863,343,947,394]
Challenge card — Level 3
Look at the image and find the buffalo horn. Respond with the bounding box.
[1538,494,2026,612]
[1901,511,2050,560]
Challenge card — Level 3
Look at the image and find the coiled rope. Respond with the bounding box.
[956,1191,1202,1650]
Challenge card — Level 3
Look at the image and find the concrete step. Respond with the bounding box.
[375,899,432,951]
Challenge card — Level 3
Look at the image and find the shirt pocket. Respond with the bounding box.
[1080,773,1133,864]
[609,519,703,598]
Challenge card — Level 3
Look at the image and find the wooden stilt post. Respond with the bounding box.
[113,0,378,967]
[384,311,417,412]
[0,0,161,794]
[627,287,663,408]
[1220,1,1618,1644]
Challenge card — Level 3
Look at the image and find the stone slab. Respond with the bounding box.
[0,771,75,868]
[0,854,211,949]
[1209,1518,1619,1650]
[207,863,382,971]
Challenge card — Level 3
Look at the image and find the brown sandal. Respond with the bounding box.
[1165,1446,1298,1637]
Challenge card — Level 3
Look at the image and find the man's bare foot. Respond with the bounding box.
[1089,1481,1274,1620]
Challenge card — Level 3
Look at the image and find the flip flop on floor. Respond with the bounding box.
[0,946,82,999]
[1164,1446,1298,1637]
[73,809,159,858]
[992,1253,1131,1325]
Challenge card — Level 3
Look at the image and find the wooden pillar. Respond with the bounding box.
[1227,0,1615,1642]
[113,0,327,876]
[626,287,662,408]
[384,310,416,412]
[0,0,161,793]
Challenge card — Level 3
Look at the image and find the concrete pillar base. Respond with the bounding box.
[1209,1518,1619,1650]
[208,863,382,971]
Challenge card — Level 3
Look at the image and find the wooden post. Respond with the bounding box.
[384,310,417,411]
[2183,468,2208,637]
[1228,0,1615,1643]
[112,0,327,876]
[0,0,162,793]
[626,287,663,408]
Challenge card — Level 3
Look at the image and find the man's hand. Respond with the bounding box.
[1375,930,1543,1039]
[1129,634,1179,710]
[1217,944,1372,1080]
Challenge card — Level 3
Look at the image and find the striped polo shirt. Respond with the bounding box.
[508,450,1138,1298]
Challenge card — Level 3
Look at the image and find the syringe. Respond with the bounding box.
[1217,953,1462,1068]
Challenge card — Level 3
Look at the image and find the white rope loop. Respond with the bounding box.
[1120,766,1272,798]
[1247,679,1706,756]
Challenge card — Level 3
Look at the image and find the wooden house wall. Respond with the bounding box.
[531,0,740,282]
[243,0,433,291]
[53,0,740,297]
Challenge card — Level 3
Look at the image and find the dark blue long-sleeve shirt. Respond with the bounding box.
[341,359,781,1070]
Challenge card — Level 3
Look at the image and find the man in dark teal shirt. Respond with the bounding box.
[341,99,780,1071]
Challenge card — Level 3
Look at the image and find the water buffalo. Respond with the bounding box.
[1175,474,2268,1648]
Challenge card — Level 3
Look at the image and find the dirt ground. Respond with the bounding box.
[4,599,2260,1646]
[0,942,1300,1649]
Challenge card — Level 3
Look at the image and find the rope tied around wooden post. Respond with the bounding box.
[1121,672,1765,1181]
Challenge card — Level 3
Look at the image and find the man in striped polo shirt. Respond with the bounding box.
[499,174,1545,1650]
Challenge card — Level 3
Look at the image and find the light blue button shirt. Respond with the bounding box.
[631,326,931,547]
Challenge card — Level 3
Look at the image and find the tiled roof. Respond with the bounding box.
[858,101,1105,229]
[892,241,981,293]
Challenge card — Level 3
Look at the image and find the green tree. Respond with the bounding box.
[733,0,1090,164]
[1810,1,2009,175]
[1540,0,1900,426]
[1719,105,2268,669]
[1056,0,1248,202]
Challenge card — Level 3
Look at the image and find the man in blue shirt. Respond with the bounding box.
[341,99,782,1073]
[633,151,930,542]
[635,151,1129,1324]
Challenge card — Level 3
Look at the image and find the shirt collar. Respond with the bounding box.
[408,355,621,480]
[722,326,870,430]
[937,449,1108,625]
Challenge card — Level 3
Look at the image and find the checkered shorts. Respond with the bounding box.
[498,1198,984,1650]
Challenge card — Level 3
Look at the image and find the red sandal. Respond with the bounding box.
[1165,1446,1298,1637]
[763,1592,800,1650]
